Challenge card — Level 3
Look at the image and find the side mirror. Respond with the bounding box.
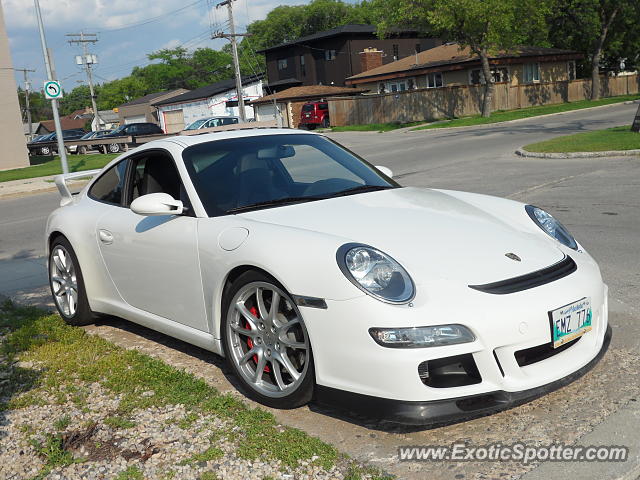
[130,193,184,216]
[375,165,393,179]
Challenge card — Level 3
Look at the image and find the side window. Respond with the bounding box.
[89,160,128,205]
[128,153,182,205]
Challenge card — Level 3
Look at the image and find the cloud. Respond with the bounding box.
[2,0,203,30]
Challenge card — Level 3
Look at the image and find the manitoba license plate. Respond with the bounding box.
[549,297,592,348]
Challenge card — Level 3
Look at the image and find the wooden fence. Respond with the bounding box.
[328,74,639,126]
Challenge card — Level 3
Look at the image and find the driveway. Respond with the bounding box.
[1,102,639,479]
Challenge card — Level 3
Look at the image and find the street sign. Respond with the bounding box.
[44,80,63,100]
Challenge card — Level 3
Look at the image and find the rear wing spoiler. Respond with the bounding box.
[54,169,102,206]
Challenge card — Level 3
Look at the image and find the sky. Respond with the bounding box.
[1,0,333,93]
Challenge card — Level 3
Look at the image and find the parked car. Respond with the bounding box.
[100,123,163,153]
[184,116,240,131]
[69,130,115,155]
[299,101,330,129]
[27,129,86,155]
[47,129,609,425]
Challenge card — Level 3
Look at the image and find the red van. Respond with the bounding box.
[299,101,330,129]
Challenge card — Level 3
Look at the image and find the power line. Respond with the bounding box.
[97,0,206,33]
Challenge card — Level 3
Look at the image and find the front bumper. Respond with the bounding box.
[300,251,609,423]
[316,325,611,425]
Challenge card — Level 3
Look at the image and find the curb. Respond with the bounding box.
[405,98,640,134]
[0,178,90,200]
[515,148,640,159]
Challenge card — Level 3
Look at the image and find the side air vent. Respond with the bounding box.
[469,256,577,295]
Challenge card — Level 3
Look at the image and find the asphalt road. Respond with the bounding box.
[0,101,639,479]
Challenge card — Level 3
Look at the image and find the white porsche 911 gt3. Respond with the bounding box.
[46,128,610,424]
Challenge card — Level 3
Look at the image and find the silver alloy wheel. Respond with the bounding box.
[108,143,120,153]
[50,245,79,317]
[226,282,310,398]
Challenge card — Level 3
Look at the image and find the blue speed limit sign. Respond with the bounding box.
[44,81,63,100]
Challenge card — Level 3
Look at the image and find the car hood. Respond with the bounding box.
[239,187,565,286]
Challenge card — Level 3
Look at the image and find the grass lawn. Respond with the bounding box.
[0,301,393,479]
[331,121,424,132]
[523,125,640,153]
[412,94,640,130]
[0,154,117,183]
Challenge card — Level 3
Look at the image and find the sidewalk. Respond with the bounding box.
[0,174,89,199]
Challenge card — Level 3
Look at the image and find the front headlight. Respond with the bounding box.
[369,324,475,348]
[336,244,415,303]
[525,205,578,250]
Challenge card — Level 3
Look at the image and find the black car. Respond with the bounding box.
[100,123,163,153]
[27,129,86,155]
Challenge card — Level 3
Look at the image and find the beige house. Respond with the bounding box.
[0,2,29,170]
[116,89,188,126]
[346,43,583,93]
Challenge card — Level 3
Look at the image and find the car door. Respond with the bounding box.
[94,149,208,331]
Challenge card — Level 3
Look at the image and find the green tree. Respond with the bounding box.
[374,0,551,117]
[547,0,640,99]
[17,88,52,123]
[59,84,92,116]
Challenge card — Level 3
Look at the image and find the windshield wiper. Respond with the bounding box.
[226,196,323,213]
[331,184,394,197]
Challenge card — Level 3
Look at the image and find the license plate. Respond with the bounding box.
[549,297,592,348]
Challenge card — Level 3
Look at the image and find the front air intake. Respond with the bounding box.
[469,255,577,295]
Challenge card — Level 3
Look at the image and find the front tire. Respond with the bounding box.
[221,271,314,408]
[48,237,95,326]
[40,146,51,155]
[107,143,121,153]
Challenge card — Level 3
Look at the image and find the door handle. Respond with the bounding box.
[98,229,114,244]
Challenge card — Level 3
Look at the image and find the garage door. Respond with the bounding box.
[124,115,146,125]
[163,109,185,133]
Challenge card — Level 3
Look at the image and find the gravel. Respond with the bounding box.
[0,382,355,479]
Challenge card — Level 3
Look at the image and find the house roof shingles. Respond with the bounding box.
[250,85,367,105]
[119,89,187,107]
[346,43,582,83]
[258,24,420,53]
[152,74,264,107]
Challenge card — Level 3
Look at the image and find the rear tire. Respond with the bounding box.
[40,146,51,155]
[322,117,330,128]
[78,145,87,155]
[221,270,314,409]
[48,236,96,326]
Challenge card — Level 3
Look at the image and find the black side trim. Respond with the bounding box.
[469,255,577,295]
[314,325,611,426]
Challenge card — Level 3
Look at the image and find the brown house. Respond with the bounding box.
[346,43,583,93]
[116,89,188,126]
[259,24,441,91]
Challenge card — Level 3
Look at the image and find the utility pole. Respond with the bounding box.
[15,68,35,138]
[34,0,69,174]
[67,32,101,131]
[212,0,248,122]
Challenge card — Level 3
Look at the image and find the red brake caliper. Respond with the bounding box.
[245,306,270,373]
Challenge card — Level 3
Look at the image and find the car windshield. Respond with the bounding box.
[185,118,210,130]
[80,132,95,140]
[182,133,397,216]
[302,104,314,112]
[110,125,127,134]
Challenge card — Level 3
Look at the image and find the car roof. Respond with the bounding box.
[166,127,318,148]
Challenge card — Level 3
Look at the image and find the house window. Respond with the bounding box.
[426,72,444,88]
[523,63,540,83]
[393,44,399,60]
[277,58,288,70]
[382,79,409,93]
[300,55,306,76]
[325,50,336,61]
[567,61,576,81]
[470,67,509,84]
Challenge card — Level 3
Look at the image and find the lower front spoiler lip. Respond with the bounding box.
[315,325,612,427]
